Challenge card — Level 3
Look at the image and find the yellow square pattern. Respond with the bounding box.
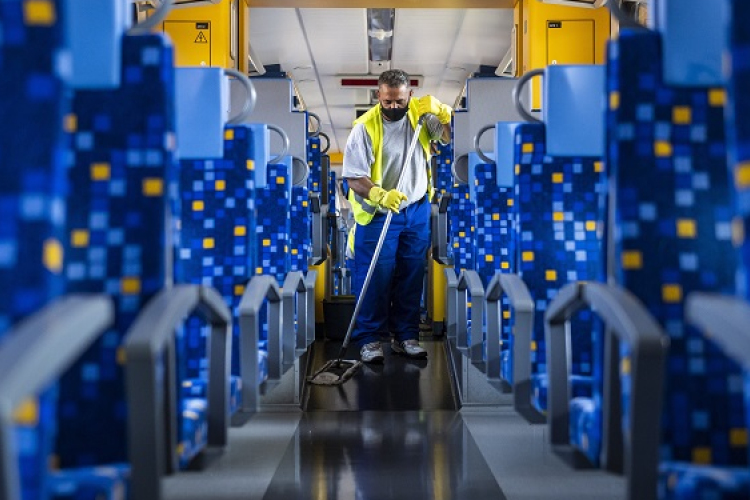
[71,230,89,248]
[224,129,235,140]
[485,254,494,262]
[553,212,564,222]
[256,267,263,274]
[263,239,271,247]
[530,340,537,352]
[655,141,672,157]
[121,277,141,295]
[677,219,697,239]
[545,270,557,281]
[503,310,510,320]
[662,284,683,303]
[292,248,298,255]
[730,428,748,447]
[594,161,603,173]
[43,238,63,273]
[620,356,631,376]
[203,238,215,249]
[522,251,534,262]
[692,447,711,465]
[501,262,509,269]
[246,160,254,171]
[234,284,245,296]
[552,173,563,184]
[507,198,514,207]
[586,220,597,231]
[13,399,39,425]
[215,180,226,191]
[708,89,727,107]
[143,178,163,197]
[91,163,111,181]
[609,91,620,110]
[24,0,55,26]
[734,162,750,188]
[192,200,204,211]
[234,226,247,237]
[276,176,285,185]
[672,106,692,125]
[522,143,534,153]
[515,164,520,175]
[492,213,500,221]
[64,114,77,133]
[622,251,643,269]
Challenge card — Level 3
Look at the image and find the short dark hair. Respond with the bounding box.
[378,69,409,89]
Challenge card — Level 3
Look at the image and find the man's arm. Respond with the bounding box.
[346,176,376,200]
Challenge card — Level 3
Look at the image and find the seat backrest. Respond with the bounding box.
[0,1,69,496]
[434,143,454,199]
[513,123,606,411]
[449,183,474,276]
[290,185,311,273]
[255,161,291,285]
[176,125,261,382]
[57,33,176,468]
[607,29,744,472]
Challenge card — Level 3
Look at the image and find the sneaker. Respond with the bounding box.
[360,342,384,363]
[391,339,428,359]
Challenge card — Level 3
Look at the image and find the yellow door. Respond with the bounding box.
[546,19,595,65]
[163,21,212,67]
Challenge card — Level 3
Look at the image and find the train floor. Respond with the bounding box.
[163,336,626,500]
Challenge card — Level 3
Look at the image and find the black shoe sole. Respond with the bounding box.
[391,345,428,359]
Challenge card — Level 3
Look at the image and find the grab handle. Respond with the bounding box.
[267,124,290,164]
[512,68,544,124]
[474,124,496,164]
[225,69,257,125]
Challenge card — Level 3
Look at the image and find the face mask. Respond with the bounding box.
[381,101,409,121]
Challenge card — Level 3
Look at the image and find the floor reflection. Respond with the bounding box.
[263,411,507,500]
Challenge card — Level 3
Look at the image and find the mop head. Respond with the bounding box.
[307,359,363,385]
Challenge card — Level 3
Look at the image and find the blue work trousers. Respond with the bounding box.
[351,195,430,348]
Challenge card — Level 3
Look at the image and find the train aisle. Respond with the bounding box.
[163,337,625,499]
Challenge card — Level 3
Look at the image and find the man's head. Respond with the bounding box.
[377,69,412,122]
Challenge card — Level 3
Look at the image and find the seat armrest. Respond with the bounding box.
[444,268,458,340]
[0,295,113,500]
[686,292,750,369]
[457,270,485,364]
[545,282,667,500]
[124,285,231,500]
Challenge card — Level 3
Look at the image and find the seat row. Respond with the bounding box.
[442,1,750,499]
[0,2,327,499]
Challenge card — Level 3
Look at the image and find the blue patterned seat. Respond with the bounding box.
[449,183,474,275]
[513,124,605,419]
[608,30,747,497]
[473,163,515,377]
[255,162,291,285]
[434,143,454,199]
[307,136,322,193]
[290,185,311,273]
[0,2,70,498]
[49,33,212,494]
[177,125,273,416]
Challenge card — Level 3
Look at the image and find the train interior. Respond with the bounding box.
[1,0,749,499]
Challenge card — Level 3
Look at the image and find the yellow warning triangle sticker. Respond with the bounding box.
[195,31,208,44]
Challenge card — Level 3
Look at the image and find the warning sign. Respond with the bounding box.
[195,31,208,44]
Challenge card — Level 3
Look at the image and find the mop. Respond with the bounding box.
[308,114,427,385]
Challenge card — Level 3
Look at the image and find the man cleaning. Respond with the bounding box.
[342,69,452,363]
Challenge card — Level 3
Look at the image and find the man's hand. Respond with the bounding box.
[416,95,453,124]
[369,186,407,213]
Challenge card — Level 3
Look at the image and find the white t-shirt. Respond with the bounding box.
[342,112,445,208]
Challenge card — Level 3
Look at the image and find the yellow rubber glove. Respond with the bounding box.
[369,186,407,213]
[416,95,453,124]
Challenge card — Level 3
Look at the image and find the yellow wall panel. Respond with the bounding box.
[162,1,238,70]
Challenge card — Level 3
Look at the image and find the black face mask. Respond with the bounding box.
[381,101,409,121]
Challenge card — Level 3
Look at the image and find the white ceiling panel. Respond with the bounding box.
[249,7,515,156]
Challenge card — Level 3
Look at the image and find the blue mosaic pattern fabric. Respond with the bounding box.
[0,2,70,498]
[307,137,321,192]
[328,168,337,216]
[434,143,454,198]
[449,183,474,274]
[513,123,604,416]
[255,162,291,285]
[607,31,747,495]
[58,34,177,469]
[473,163,515,377]
[290,185,311,272]
[177,125,264,415]
[179,398,208,469]
[48,463,130,500]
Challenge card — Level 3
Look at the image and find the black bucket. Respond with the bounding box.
[322,295,355,340]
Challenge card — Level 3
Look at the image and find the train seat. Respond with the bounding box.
[607,29,745,498]
[50,33,232,498]
[0,3,113,498]
[176,124,273,417]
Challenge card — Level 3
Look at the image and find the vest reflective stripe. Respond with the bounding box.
[348,100,434,225]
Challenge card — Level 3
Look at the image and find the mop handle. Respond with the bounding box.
[339,114,428,356]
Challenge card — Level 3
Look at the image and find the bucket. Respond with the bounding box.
[322,295,355,340]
